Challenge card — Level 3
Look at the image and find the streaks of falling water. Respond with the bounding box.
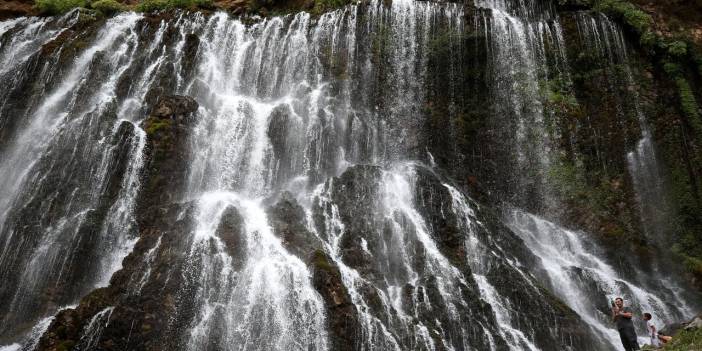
[0,12,78,75]
[308,179,404,351]
[179,11,336,351]
[506,209,694,349]
[574,16,694,319]
[304,163,559,350]
[444,184,541,350]
[575,13,670,242]
[476,0,571,212]
[0,12,167,342]
[0,315,55,351]
[76,307,115,350]
[0,1,698,350]
[184,192,327,350]
[181,4,468,348]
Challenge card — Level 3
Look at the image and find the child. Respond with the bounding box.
[643,312,672,348]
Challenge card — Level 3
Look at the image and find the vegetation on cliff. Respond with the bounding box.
[662,326,702,350]
[32,0,354,16]
[548,0,702,290]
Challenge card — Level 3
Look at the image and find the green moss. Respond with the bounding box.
[56,340,77,351]
[310,0,352,15]
[662,326,702,350]
[675,78,700,119]
[667,41,688,57]
[36,0,88,15]
[311,250,335,274]
[136,0,213,12]
[594,0,652,34]
[91,0,127,15]
[144,119,172,136]
[663,62,682,76]
[246,0,353,16]
[674,77,702,139]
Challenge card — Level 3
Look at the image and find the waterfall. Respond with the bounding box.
[0,12,152,339]
[475,0,571,212]
[0,0,698,350]
[575,13,670,242]
[506,209,694,349]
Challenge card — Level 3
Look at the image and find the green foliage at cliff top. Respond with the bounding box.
[136,0,214,12]
[595,0,653,34]
[36,0,88,15]
[310,0,351,15]
[91,0,127,14]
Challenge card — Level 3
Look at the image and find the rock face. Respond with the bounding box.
[139,95,199,217]
[0,1,701,350]
[39,95,200,351]
[0,0,35,20]
[309,250,360,351]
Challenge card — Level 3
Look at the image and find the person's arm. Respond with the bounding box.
[613,307,632,319]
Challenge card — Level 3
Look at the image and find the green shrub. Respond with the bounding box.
[639,30,657,48]
[595,0,653,34]
[663,61,681,76]
[311,0,351,15]
[662,326,702,350]
[676,77,701,121]
[136,0,213,12]
[667,41,688,57]
[35,0,88,15]
[91,0,127,15]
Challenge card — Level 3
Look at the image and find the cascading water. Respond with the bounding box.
[0,0,698,350]
[506,209,694,348]
[0,12,152,340]
[575,13,670,243]
[475,0,571,212]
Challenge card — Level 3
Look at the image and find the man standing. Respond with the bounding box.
[612,297,640,351]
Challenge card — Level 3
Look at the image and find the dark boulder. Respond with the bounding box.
[309,250,360,351]
[267,191,321,258]
[215,206,247,270]
[139,95,199,224]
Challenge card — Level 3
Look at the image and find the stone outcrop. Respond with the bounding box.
[38,96,200,351]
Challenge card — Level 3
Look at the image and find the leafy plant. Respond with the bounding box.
[675,78,702,128]
[91,0,127,15]
[136,0,213,12]
[595,0,652,34]
[667,41,688,57]
[35,0,88,15]
[661,326,702,350]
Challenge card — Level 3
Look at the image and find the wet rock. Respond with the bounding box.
[266,105,303,188]
[0,0,36,20]
[413,166,469,269]
[139,95,199,223]
[685,314,702,331]
[179,33,200,84]
[328,165,381,276]
[38,200,199,351]
[267,192,321,258]
[215,206,246,269]
[148,95,198,123]
[38,94,201,350]
[309,250,360,351]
